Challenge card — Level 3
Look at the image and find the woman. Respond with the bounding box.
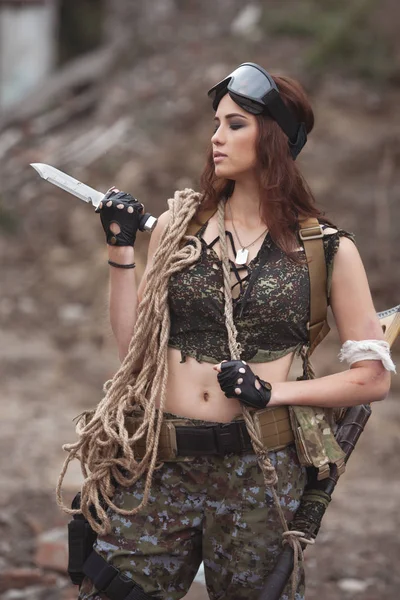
[64,63,394,600]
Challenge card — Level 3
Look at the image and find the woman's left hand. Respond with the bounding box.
[213,360,272,409]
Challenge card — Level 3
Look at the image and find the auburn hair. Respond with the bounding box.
[199,73,334,263]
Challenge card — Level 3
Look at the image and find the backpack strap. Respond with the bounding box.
[298,217,330,356]
[185,207,218,236]
[295,218,346,479]
[179,206,217,250]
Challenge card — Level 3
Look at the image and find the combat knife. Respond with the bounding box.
[30,163,157,232]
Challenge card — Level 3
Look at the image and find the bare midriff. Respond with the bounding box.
[157,347,295,422]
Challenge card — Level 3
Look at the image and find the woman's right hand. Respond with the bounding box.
[95,188,144,247]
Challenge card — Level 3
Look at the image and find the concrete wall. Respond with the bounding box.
[0,1,57,110]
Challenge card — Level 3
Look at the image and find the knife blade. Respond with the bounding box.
[30,162,157,231]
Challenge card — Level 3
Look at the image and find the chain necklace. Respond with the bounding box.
[226,200,269,265]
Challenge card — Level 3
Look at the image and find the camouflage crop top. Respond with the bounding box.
[167,218,356,364]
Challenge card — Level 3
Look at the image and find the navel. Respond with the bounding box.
[203,391,210,402]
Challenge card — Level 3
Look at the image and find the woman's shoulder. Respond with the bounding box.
[319,221,356,253]
[316,220,358,300]
[320,222,357,278]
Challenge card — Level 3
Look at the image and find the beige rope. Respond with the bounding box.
[217,198,308,600]
[57,189,310,597]
[300,345,316,380]
[56,188,204,535]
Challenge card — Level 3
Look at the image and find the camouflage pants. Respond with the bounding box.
[79,419,307,600]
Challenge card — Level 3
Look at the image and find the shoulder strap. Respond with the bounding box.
[179,206,217,250]
[185,207,218,237]
[299,217,330,355]
[296,219,346,477]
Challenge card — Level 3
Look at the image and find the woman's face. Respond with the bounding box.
[211,93,258,180]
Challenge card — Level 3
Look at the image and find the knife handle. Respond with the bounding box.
[139,213,158,232]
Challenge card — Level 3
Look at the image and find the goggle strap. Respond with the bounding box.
[288,122,308,160]
[264,91,299,142]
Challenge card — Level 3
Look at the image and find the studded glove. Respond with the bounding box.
[95,189,144,247]
[217,360,272,410]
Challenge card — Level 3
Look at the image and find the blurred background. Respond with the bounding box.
[0,1,399,599]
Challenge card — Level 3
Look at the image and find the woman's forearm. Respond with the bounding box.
[107,246,138,361]
[270,362,391,408]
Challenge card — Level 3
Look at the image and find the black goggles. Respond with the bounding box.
[207,62,307,160]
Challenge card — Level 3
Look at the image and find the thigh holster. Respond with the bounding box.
[67,492,153,599]
[67,492,98,586]
[83,550,153,600]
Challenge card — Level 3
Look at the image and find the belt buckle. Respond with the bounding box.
[214,422,242,455]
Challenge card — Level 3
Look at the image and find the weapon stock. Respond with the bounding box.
[258,305,399,600]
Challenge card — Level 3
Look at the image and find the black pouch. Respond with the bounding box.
[67,492,98,586]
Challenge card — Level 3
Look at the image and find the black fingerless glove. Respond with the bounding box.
[217,360,272,410]
[95,189,144,246]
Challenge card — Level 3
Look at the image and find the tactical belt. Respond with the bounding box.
[125,406,294,460]
[83,550,152,600]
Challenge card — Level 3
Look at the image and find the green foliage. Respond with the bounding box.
[261,0,397,82]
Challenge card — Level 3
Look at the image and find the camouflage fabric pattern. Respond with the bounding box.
[168,219,356,364]
[290,405,346,476]
[78,438,306,600]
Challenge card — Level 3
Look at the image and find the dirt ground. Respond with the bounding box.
[0,319,398,600]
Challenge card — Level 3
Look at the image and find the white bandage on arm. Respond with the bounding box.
[338,340,397,373]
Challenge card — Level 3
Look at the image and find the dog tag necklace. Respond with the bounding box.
[226,200,268,265]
